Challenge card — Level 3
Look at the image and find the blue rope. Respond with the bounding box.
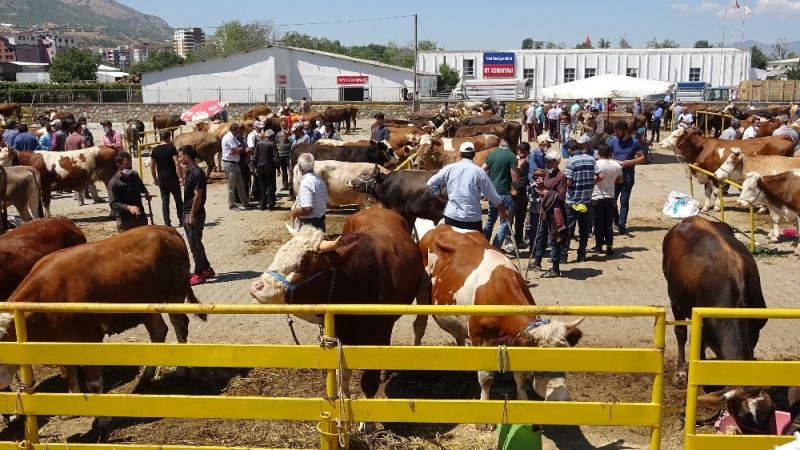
[268,270,325,304]
[525,317,551,333]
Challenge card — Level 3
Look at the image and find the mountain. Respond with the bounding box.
[728,40,800,59]
[0,0,172,47]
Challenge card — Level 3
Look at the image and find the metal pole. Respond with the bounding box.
[320,312,338,450]
[749,206,756,253]
[412,14,418,113]
[683,309,704,450]
[13,310,39,445]
[719,181,725,222]
[650,312,666,450]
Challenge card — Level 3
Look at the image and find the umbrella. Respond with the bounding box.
[180,100,226,122]
[540,74,674,100]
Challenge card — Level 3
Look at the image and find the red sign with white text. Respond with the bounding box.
[337,75,368,85]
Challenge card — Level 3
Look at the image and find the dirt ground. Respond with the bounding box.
[3,119,800,450]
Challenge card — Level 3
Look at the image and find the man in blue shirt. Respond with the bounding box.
[482,138,519,249]
[609,120,645,234]
[2,120,19,148]
[372,113,390,142]
[564,140,598,262]
[12,124,39,151]
[651,105,664,143]
[427,142,508,232]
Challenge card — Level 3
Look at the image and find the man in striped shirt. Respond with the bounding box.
[564,139,598,262]
[772,115,799,150]
[291,153,328,232]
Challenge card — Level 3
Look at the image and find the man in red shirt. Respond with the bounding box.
[100,120,123,152]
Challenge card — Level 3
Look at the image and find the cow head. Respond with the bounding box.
[658,126,687,152]
[0,313,19,390]
[346,164,384,194]
[249,225,343,305]
[737,172,766,208]
[714,148,743,181]
[0,148,11,167]
[698,387,777,434]
[414,134,440,170]
[523,317,585,348]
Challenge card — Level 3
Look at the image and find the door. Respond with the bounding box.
[339,86,365,102]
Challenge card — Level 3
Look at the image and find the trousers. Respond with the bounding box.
[183,210,210,275]
[158,179,182,226]
[224,162,249,208]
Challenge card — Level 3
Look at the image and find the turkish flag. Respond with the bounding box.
[735,0,740,8]
[586,35,592,45]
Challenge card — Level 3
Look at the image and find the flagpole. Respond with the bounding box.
[722,7,727,47]
[741,7,745,41]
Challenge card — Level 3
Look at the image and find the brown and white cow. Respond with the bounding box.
[415,225,584,414]
[660,127,794,211]
[0,226,206,428]
[292,160,389,208]
[696,386,800,435]
[738,170,800,254]
[250,207,429,405]
[663,216,766,387]
[414,134,500,170]
[0,165,42,221]
[0,217,86,300]
[454,122,523,147]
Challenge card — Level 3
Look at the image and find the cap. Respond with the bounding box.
[537,135,556,144]
[577,134,591,144]
[264,129,275,139]
[50,119,61,126]
[779,114,790,123]
[254,121,264,129]
[544,150,561,162]
[459,142,476,153]
[291,123,302,131]
[758,117,768,124]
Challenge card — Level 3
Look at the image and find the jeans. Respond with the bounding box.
[483,194,514,248]
[445,216,482,231]
[592,198,615,249]
[651,118,661,142]
[527,199,541,250]
[183,211,210,275]
[157,179,182,226]
[565,203,592,258]
[548,119,558,140]
[299,216,326,233]
[278,155,290,189]
[526,123,535,142]
[512,193,528,245]
[614,170,635,231]
[559,123,571,142]
[256,165,277,208]
[533,217,562,264]
[224,162,249,208]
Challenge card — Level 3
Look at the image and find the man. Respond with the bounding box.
[719,118,741,140]
[372,113,390,142]
[558,107,571,147]
[299,97,310,113]
[108,152,152,233]
[65,122,86,150]
[221,123,249,210]
[535,102,545,137]
[150,130,182,227]
[677,109,693,129]
[276,120,293,190]
[546,101,560,140]
[772,114,800,148]
[664,93,672,104]
[632,97,643,116]
[78,117,94,147]
[2,120,18,148]
[530,151,567,278]
[525,102,537,142]
[291,153,328,232]
[510,142,531,249]
[528,135,552,179]
[178,145,214,286]
[609,120,645,235]
[246,121,265,201]
[570,100,581,132]
[482,138,519,249]
[591,144,623,256]
[742,120,759,140]
[497,101,506,119]
[672,102,683,131]
[651,104,664,143]
[100,120,123,152]
[427,142,508,232]
[303,120,322,143]
[51,120,66,151]
[11,124,39,151]
[38,123,53,150]
[564,136,598,263]
[255,129,278,210]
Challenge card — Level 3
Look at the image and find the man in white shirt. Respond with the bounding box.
[221,123,250,210]
[547,102,560,140]
[672,103,684,130]
[678,111,694,129]
[742,120,760,140]
[525,103,537,142]
[291,153,328,232]
[591,143,623,255]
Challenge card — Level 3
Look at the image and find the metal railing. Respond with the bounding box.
[130,125,185,175]
[0,303,667,450]
[683,307,799,450]
[686,163,756,252]
[696,111,735,138]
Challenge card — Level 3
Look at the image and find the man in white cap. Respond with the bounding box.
[246,121,265,200]
[772,114,799,149]
[742,118,760,140]
[427,142,508,232]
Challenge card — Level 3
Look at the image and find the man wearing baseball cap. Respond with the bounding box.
[427,142,508,232]
[773,114,799,149]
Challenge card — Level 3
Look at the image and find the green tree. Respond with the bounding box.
[544,41,564,49]
[49,48,101,83]
[438,62,460,91]
[618,37,631,49]
[785,67,800,80]
[522,38,534,49]
[694,40,712,48]
[750,45,768,69]
[647,38,679,49]
[129,50,184,74]
[575,41,593,49]
[772,39,789,60]
[212,20,275,55]
[598,38,611,49]
[788,52,799,59]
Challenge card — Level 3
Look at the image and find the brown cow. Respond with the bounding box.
[454,122,522,147]
[0,166,42,221]
[152,113,186,131]
[415,225,584,419]
[696,386,800,435]
[321,107,352,133]
[659,127,794,211]
[173,131,221,177]
[0,217,86,300]
[663,216,766,388]
[242,105,271,120]
[738,170,800,254]
[756,118,782,137]
[0,226,206,429]
[414,134,500,170]
[0,103,21,120]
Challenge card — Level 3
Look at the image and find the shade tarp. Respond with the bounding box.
[181,100,226,122]
[540,74,674,100]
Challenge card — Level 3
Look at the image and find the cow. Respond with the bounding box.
[738,170,800,254]
[242,105,271,121]
[460,115,503,126]
[414,225,584,423]
[0,226,207,428]
[454,121,522,147]
[756,118,782,138]
[696,386,800,435]
[414,134,500,170]
[321,107,353,134]
[1,146,118,215]
[0,103,21,120]
[715,150,800,187]
[292,160,389,208]
[695,110,734,138]
[662,216,767,387]
[152,114,185,133]
[124,119,145,155]
[249,207,429,411]
[0,217,86,300]
[347,166,445,226]
[659,127,794,211]
[0,165,42,221]
[173,131,221,177]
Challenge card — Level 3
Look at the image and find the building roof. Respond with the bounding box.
[767,57,800,64]
[8,61,48,67]
[420,47,748,54]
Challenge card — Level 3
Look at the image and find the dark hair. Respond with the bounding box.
[518,141,531,153]
[18,123,28,133]
[159,130,172,141]
[6,119,16,128]
[78,117,87,124]
[614,120,629,131]
[229,123,241,132]
[566,139,579,151]
[375,113,385,120]
[100,120,112,127]
[597,143,612,158]
[179,145,197,159]
[70,122,82,133]
[115,151,132,165]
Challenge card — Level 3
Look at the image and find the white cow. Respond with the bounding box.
[738,171,800,253]
[292,161,389,208]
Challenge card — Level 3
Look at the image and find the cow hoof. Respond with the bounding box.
[92,416,112,430]
[770,237,780,243]
[477,423,497,432]
[712,206,721,212]
[673,371,688,388]
[356,421,377,434]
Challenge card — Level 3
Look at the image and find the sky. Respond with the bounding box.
[119,0,800,48]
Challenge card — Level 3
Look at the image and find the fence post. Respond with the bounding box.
[320,312,339,450]
[650,311,666,450]
[703,113,708,137]
[13,310,39,446]
[749,206,756,253]
[718,180,725,222]
[683,310,705,450]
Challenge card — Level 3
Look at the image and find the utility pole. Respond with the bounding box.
[412,13,418,112]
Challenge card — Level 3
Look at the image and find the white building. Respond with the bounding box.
[173,28,205,58]
[418,48,751,100]
[765,57,799,79]
[140,46,437,104]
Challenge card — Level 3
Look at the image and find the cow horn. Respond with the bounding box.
[285,222,298,236]
[566,317,586,328]
[319,236,341,253]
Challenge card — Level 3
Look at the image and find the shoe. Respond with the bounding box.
[259,205,266,211]
[617,226,628,235]
[236,205,247,211]
[502,242,516,254]
[560,256,568,264]
[587,247,601,254]
[605,247,615,256]
[202,267,215,279]
[93,198,107,204]
[540,268,561,278]
[528,261,545,272]
[576,254,587,263]
[189,273,205,286]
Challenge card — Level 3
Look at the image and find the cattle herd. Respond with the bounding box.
[0,97,799,443]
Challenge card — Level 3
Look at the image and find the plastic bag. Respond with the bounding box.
[662,191,699,219]
[775,432,800,449]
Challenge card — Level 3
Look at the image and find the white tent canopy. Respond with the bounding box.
[540,74,674,100]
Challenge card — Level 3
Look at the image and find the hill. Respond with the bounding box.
[729,40,800,59]
[0,0,172,47]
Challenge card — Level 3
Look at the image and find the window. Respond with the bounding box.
[689,67,701,82]
[584,68,596,78]
[564,68,576,83]
[462,59,475,77]
[523,68,535,79]
[626,68,638,77]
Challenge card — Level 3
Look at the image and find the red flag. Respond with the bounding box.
[586,35,592,45]
[735,0,740,8]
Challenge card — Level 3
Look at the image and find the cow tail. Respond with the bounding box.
[0,166,6,233]
[29,167,44,218]
[186,286,208,321]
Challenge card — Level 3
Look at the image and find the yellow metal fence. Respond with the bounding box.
[697,111,735,138]
[0,303,667,450]
[131,125,185,176]
[683,307,799,450]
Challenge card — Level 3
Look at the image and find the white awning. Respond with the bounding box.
[541,74,674,100]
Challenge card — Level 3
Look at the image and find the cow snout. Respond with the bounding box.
[249,276,286,304]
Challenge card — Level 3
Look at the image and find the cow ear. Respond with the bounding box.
[565,325,583,347]
[697,388,738,409]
